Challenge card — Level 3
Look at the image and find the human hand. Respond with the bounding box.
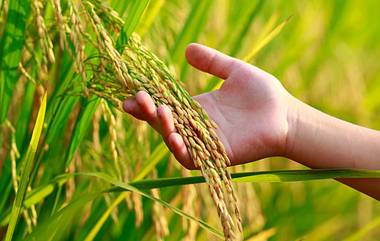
[123,44,295,169]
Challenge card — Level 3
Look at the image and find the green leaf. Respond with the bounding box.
[134,142,168,181]
[65,97,100,167]
[229,0,264,57]
[136,0,164,37]
[15,82,35,149]
[206,14,290,92]
[127,169,380,190]
[342,216,380,241]
[116,0,150,48]
[242,16,291,62]
[26,192,100,241]
[0,174,70,227]
[83,192,128,241]
[0,0,30,122]
[24,174,70,208]
[170,0,213,79]
[5,93,47,241]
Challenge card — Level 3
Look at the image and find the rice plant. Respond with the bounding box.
[1,0,380,241]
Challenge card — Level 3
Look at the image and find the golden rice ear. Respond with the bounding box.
[85,9,242,237]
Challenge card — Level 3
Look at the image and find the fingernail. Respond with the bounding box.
[157,106,164,118]
[123,100,132,112]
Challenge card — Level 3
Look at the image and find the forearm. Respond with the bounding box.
[285,97,380,199]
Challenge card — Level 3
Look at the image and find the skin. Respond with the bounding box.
[123,43,380,200]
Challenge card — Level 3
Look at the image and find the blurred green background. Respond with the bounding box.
[1,0,380,240]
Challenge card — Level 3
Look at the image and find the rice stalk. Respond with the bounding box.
[101,100,122,179]
[131,191,144,226]
[51,0,66,50]
[182,169,199,241]
[67,0,88,96]
[31,0,55,64]
[4,119,35,233]
[18,63,37,85]
[0,0,8,33]
[233,165,264,231]
[151,171,169,241]
[92,108,102,152]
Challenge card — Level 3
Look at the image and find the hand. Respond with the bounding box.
[123,43,294,169]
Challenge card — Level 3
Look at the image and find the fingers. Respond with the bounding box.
[157,105,175,138]
[167,133,193,169]
[123,91,193,169]
[124,91,160,128]
[123,98,145,120]
[185,43,238,80]
[135,91,157,121]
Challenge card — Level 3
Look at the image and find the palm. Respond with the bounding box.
[194,66,289,165]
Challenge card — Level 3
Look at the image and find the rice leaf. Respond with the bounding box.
[244,228,276,241]
[5,93,47,241]
[116,0,150,48]
[136,0,165,37]
[127,169,380,190]
[170,0,212,79]
[65,97,100,167]
[229,0,264,57]
[25,192,100,241]
[206,13,289,92]
[299,216,344,241]
[83,192,127,241]
[134,142,168,181]
[243,16,291,63]
[342,216,380,241]
[0,174,70,227]
[15,82,35,149]
[0,0,30,122]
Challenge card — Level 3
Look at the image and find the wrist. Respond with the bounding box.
[284,95,303,159]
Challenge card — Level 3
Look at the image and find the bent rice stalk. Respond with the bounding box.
[84,1,242,239]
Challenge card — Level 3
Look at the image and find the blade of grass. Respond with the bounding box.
[65,97,100,167]
[299,216,344,241]
[83,192,127,241]
[136,0,165,37]
[0,0,30,123]
[134,142,168,181]
[15,81,35,149]
[25,192,100,241]
[49,97,99,214]
[0,174,70,226]
[126,169,380,190]
[170,0,213,80]
[4,166,378,234]
[242,16,291,63]
[116,0,150,49]
[5,93,47,241]
[206,15,291,92]
[245,228,276,241]
[342,216,380,241]
[229,0,264,57]
[78,168,380,241]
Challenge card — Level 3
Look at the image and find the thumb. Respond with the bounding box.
[185,43,239,80]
